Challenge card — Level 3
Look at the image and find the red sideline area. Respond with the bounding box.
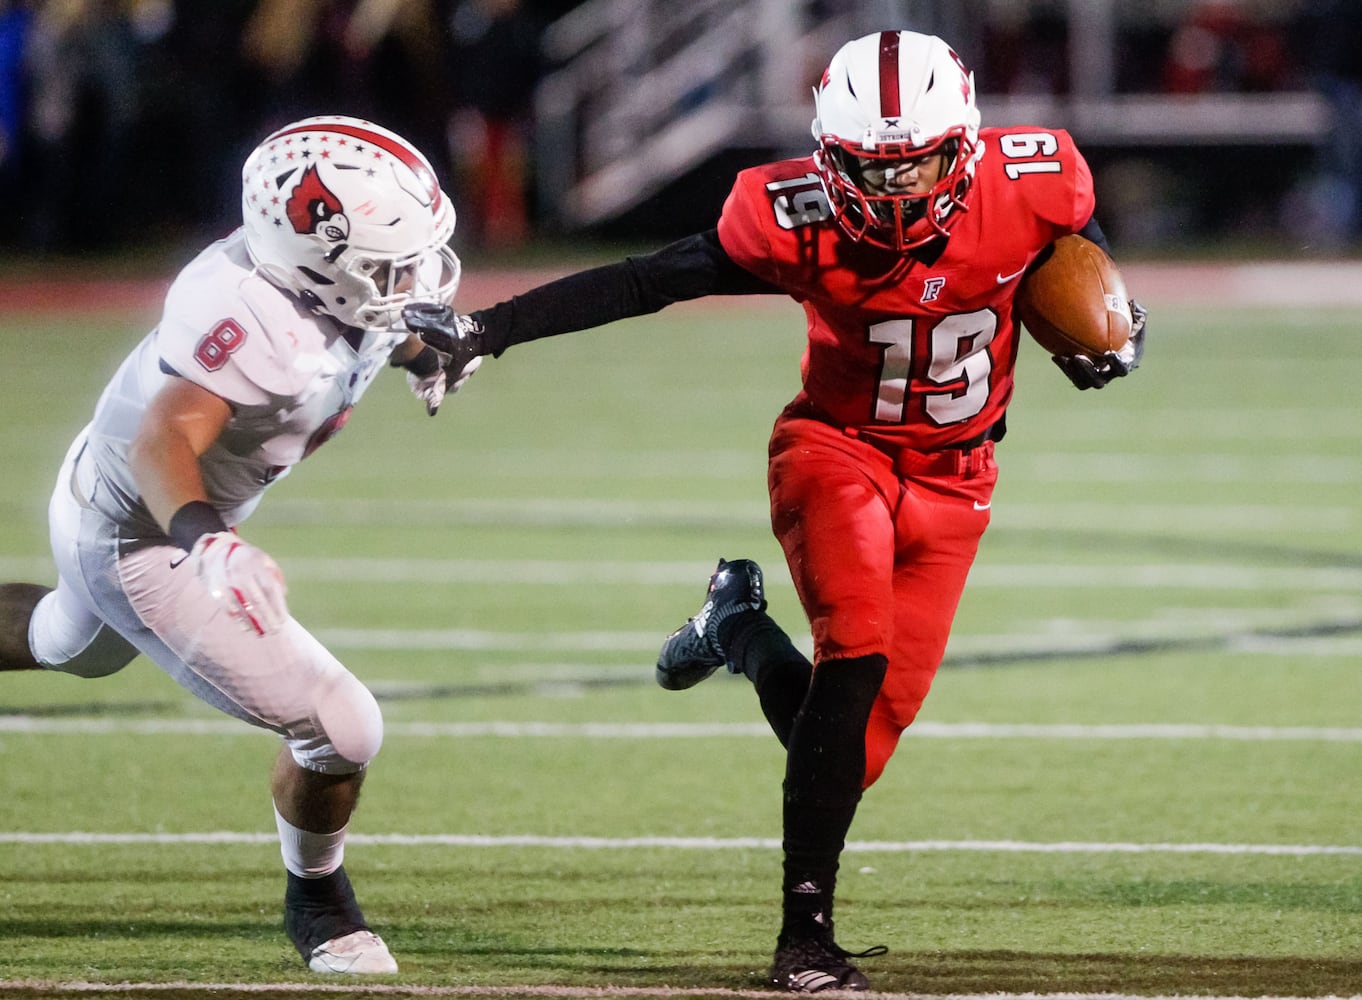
[1,261,1360,315]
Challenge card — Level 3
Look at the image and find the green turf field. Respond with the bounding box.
[0,288,1359,998]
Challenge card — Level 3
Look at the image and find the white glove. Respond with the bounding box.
[406,367,445,416]
[189,532,289,636]
[405,354,482,416]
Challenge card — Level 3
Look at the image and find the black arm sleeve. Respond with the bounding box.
[1076,214,1114,258]
[470,229,781,356]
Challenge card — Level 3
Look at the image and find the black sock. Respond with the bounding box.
[718,610,813,747]
[778,654,888,942]
[0,583,50,671]
[283,866,367,958]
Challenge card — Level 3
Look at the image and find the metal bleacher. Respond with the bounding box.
[531,0,1328,230]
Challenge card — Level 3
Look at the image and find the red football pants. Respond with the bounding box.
[767,412,997,787]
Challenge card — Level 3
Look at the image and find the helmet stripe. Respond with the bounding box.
[267,120,442,209]
[878,31,901,117]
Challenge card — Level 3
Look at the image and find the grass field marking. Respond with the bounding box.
[4,717,1362,742]
[5,555,1356,602]
[1019,452,1361,484]
[323,628,667,651]
[3,985,1356,1000]
[308,619,1362,665]
[306,614,1362,661]
[2,832,1359,856]
[3,556,1360,592]
[262,497,773,528]
[965,564,1362,590]
[242,497,1357,534]
[907,721,1362,742]
[255,559,1362,592]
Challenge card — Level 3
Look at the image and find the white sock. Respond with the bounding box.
[274,804,346,878]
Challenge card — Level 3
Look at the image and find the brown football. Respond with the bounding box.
[1014,234,1132,358]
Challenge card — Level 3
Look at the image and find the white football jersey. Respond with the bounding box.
[81,229,405,535]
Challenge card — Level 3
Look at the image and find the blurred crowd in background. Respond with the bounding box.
[0,0,567,257]
[0,0,1360,260]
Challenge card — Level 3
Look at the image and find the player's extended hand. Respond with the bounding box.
[189,531,289,636]
[400,303,487,416]
[403,302,484,365]
[404,355,482,416]
[1053,299,1147,390]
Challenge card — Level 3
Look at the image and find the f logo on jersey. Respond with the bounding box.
[285,165,349,242]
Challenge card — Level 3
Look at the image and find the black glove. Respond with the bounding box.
[1053,299,1147,390]
[401,302,487,377]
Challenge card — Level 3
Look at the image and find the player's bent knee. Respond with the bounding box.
[29,591,137,678]
[290,672,384,773]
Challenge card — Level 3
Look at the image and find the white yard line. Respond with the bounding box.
[1,984,1357,1000]
[0,831,1358,857]
[227,559,1362,591]
[3,556,1357,591]
[3,717,1362,742]
[208,497,1362,532]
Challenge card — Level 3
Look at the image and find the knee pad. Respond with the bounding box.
[288,672,384,774]
[30,588,137,678]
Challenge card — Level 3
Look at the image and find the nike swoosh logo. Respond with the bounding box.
[996,266,1026,284]
[973,500,992,511]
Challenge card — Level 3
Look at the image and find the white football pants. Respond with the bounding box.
[28,434,383,773]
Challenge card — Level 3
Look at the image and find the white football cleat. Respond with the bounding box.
[307,929,398,974]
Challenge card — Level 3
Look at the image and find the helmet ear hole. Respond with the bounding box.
[297,266,335,286]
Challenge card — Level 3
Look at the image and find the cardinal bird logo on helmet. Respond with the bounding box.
[284,165,349,242]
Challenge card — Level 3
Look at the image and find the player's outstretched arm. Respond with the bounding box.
[403,229,779,364]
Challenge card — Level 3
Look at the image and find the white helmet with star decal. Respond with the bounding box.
[240,115,460,330]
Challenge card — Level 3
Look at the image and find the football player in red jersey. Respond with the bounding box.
[407,30,1146,993]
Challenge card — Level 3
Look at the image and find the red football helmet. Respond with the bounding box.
[812,31,982,251]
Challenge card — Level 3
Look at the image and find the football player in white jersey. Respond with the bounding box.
[0,116,477,974]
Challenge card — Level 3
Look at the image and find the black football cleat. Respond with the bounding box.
[768,933,886,993]
[655,558,766,690]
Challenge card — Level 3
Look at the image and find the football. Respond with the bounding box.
[1014,234,1132,357]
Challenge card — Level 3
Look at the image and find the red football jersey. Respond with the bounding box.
[717,126,1096,451]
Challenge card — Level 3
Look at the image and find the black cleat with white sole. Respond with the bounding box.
[768,933,887,993]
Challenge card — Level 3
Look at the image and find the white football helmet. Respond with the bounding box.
[241,116,460,330]
[812,31,983,251]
